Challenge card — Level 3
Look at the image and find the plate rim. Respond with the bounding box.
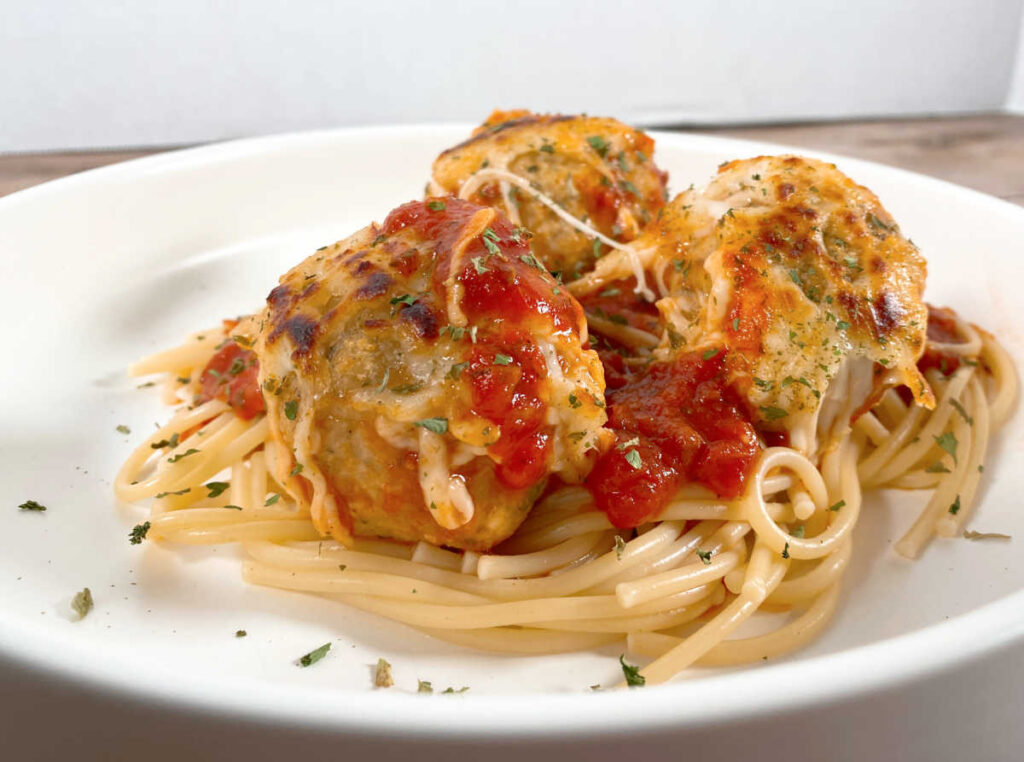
[1,122,1021,737]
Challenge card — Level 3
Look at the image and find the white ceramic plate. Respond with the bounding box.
[1,126,1022,760]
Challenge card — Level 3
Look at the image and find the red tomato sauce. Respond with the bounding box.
[196,342,266,420]
[918,304,964,376]
[585,352,762,529]
[382,198,584,489]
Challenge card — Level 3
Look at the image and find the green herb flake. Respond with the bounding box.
[116,424,131,435]
[155,488,191,498]
[782,542,790,559]
[235,630,247,637]
[284,400,299,421]
[586,135,610,157]
[203,481,229,499]
[426,200,446,211]
[71,587,93,620]
[129,521,151,545]
[702,348,720,360]
[619,655,645,687]
[614,535,626,560]
[471,256,490,274]
[568,394,582,409]
[447,362,469,381]
[760,406,788,421]
[442,686,470,694]
[290,463,304,477]
[963,530,1011,541]
[624,449,643,470]
[418,680,434,693]
[414,417,449,435]
[949,495,961,515]
[933,432,959,464]
[924,461,951,474]
[791,525,806,538]
[493,354,513,366]
[264,494,281,506]
[950,399,973,425]
[375,658,395,688]
[151,432,180,450]
[481,236,501,257]
[696,549,713,565]
[167,448,200,464]
[18,500,47,512]
[828,500,846,512]
[297,642,332,667]
[390,293,416,308]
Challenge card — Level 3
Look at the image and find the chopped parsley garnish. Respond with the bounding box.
[284,400,298,420]
[933,432,958,464]
[223,505,243,511]
[390,293,416,308]
[866,213,890,232]
[442,324,466,341]
[289,463,304,477]
[696,549,713,565]
[963,530,1011,541]
[950,399,973,425]
[924,461,951,474]
[760,406,788,421]
[619,655,645,687]
[539,143,555,154]
[18,500,46,512]
[619,180,639,196]
[753,377,773,391]
[732,317,740,331]
[227,357,246,376]
[568,394,582,409]
[791,525,806,538]
[948,495,961,515]
[426,200,446,211]
[167,448,200,463]
[116,424,131,435]
[599,287,621,298]
[375,658,394,688]
[371,234,386,247]
[297,642,331,667]
[471,256,490,274]
[205,481,230,498]
[592,238,603,259]
[414,417,449,435]
[519,253,545,271]
[129,521,151,545]
[493,353,513,365]
[235,630,247,637]
[447,362,469,380]
[418,680,433,693]
[71,588,93,620]
[586,135,610,157]
[614,535,626,560]
[828,500,846,512]
[442,686,470,694]
[264,494,281,506]
[155,488,191,498]
[702,348,719,360]
[782,542,790,559]
[616,436,640,450]
[151,432,180,449]
[624,449,643,470]
[836,320,851,331]
[481,228,501,256]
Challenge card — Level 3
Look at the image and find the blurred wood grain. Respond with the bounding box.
[3,115,1024,204]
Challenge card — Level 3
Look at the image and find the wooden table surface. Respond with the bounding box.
[3,114,1024,204]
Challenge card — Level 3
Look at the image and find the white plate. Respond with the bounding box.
[1,126,1022,760]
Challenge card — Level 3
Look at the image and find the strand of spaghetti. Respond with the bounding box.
[584,312,659,348]
[163,417,269,493]
[249,450,269,508]
[865,367,973,487]
[477,532,607,580]
[980,329,1018,424]
[887,470,943,490]
[856,403,929,486]
[418,627,620,654]
[128,331,224,376]
[230,460,251,510]
[742,448,854,561]
[659,500,794,523]
[154,520,322,544]
[636,542,789,685]
[854,411,891,447]
[615,549,741,609]
[114,400,230,501]
[583,521,722,594]
[895,398,973,558]
[629,583,840,666]
[935,376,990,537]
[931,315,983,357]
[526,595,719,634]
[768,539,851,605]
[245,559,715,627]
[245,521,685,601]
[499,511,615,553]
[456,167,655,300]
[242,563,488,605]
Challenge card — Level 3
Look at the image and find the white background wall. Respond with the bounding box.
[3,0,1023,153]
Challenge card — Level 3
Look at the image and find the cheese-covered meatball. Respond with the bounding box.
[430,109,668,279]
[255,198,608,550]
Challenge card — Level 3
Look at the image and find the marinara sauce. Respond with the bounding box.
[383,198,584,489]
[196,341,265,420]
[586,351,761,529]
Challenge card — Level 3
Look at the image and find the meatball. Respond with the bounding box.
[430,109,668,279]
[255,198,608,550]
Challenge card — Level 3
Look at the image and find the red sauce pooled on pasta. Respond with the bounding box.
[586,351,761,529]
[196,343,266,420]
